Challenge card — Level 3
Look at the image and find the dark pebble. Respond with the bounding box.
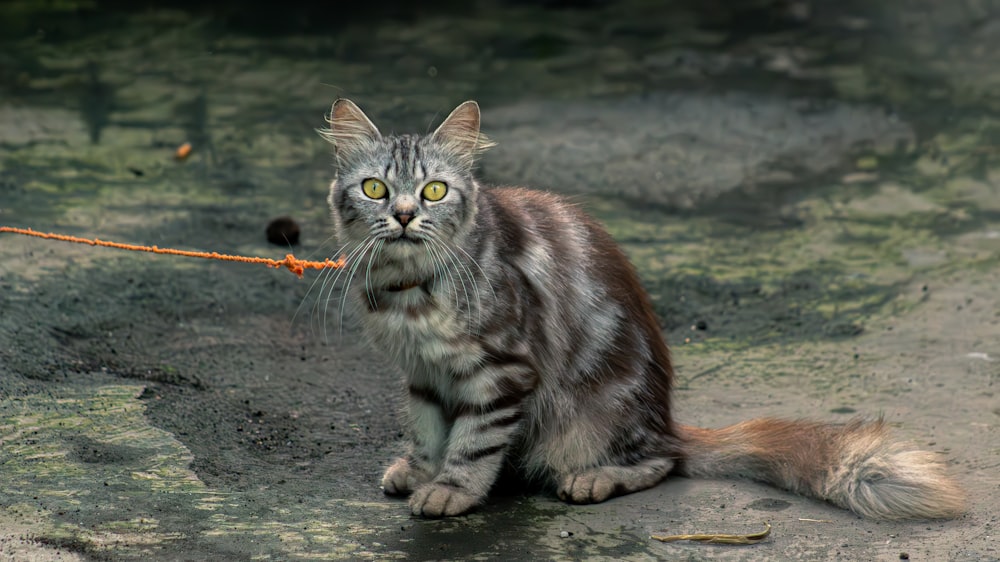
[266,216,300,246]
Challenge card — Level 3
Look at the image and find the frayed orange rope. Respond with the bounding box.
[0,226,344,278]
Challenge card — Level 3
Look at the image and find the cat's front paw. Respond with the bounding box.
[409,482,482,517]
[381,457,430,496]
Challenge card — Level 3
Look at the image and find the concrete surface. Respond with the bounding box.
[1,1,998,560]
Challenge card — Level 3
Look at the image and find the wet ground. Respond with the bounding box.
[1,0,999,560]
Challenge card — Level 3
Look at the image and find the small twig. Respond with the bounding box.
[798,518,832,523]
[650,522,771,545]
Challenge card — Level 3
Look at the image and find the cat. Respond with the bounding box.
[321,98,966,520]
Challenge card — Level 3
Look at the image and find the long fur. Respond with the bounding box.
[321,98,966,520]
[680,419,965,519]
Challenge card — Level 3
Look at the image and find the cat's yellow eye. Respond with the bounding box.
[422,181,448,202]
[362,178,387,200]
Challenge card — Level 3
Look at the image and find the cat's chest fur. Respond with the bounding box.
[359,285,484,380]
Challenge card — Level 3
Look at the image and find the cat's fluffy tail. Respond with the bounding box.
[677,418,965,520]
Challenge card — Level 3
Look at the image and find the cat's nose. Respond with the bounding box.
[395,212,413,226]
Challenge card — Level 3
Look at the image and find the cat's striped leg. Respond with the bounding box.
[381,392,449,496]
[408,367,535,517]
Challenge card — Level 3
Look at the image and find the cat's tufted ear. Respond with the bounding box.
[319,99,382,163]
[432,100,496,169]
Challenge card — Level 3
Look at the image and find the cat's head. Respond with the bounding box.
[323,100,494,269]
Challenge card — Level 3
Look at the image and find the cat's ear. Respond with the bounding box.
[432,100,496,169]
[319,99,382,163]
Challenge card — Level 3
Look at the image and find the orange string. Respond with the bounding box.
[0,226,344,278]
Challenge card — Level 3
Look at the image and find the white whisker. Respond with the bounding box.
[435,240,479,335]
[364,239,383,312]
[425,239,468,330]
[451,242,497,303]
[430,233,486,335]
[334,237,378,340]
[316,239,369,343]
[293,238,354,337]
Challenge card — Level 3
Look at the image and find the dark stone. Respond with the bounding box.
[266,216,300,246]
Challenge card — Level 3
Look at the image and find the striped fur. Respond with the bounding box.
[321,99,966,519]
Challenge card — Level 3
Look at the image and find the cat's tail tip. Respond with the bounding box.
[825,429,967,520]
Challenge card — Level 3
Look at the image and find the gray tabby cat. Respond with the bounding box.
[322,99,965,520]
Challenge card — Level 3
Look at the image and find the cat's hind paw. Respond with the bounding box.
[409,482,482,517]
[557,459,674,504]
[558,469,619,503]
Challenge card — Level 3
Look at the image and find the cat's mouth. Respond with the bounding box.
[390,232,423,245]
[384,280,425,292]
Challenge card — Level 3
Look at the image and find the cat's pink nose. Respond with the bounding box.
[395,213,413,226]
